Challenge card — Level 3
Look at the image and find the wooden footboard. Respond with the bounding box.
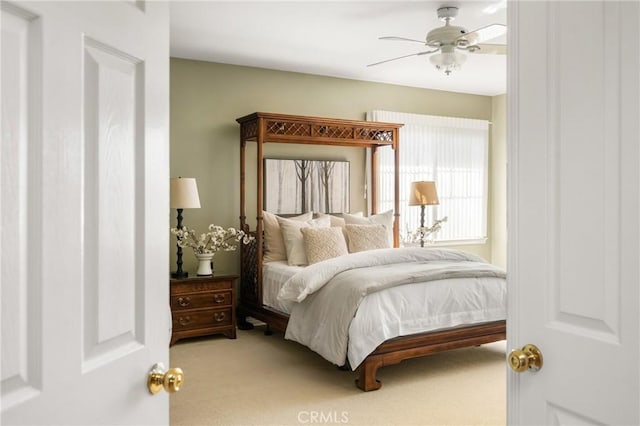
[237,302,506,392]
[355,320,506,391]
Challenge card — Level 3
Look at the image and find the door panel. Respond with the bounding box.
[1,1,170,424]
[83,35,144,369]
[1,2,43,409]
[551,2,621,339]
[508,1,640,424]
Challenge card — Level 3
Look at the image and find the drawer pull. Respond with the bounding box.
[177,297,191,307]
[178,316,191,326]
[213,294,226,304]
[213,312,226,322]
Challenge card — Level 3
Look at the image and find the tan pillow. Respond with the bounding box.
[316,212,363,245]
[343,210,394,246]
[301,227,349,265]
[262,211,312,262]
[277,215,331,266]
[345,224,391,253]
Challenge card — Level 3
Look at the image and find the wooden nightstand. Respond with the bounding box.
[170,274,238,346]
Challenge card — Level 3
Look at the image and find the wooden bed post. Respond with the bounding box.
[370,146,378,215]
[393,132,400,248]
[256,117,265,307]
[240,135,246,231]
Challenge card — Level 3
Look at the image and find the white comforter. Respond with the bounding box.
[278,247,507,368]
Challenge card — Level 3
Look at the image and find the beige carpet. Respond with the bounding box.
[170,327,506,426]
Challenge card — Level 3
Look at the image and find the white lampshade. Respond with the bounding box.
[170,177,201,209]
[408,181,439,206]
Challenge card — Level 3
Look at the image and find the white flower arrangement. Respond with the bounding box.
[404,216,448,245]
[170,224,253,255]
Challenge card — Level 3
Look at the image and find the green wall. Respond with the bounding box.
[170,58,505,276]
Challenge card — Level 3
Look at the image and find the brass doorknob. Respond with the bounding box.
[509,344,543,372]
[147,363,184,394]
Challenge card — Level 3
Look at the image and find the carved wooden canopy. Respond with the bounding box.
[237,112,401,148]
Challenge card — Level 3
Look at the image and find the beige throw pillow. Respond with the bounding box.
[277,215,331,266]
[262,211,313,262]
[316,212,363,244]
[343,210,394,245]
[300,227,348,264]
[345,224,391,253]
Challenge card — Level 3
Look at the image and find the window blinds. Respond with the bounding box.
[367,110,489,244]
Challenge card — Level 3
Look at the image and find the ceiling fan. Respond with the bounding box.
[368,6,507,75]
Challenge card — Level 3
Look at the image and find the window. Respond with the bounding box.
[367,110,489,244]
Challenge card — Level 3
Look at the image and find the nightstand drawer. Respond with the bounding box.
[171,279,231,294]
[171,290,232,311]
[172,307,233,331]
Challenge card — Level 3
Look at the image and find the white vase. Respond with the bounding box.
[194,252,214,276]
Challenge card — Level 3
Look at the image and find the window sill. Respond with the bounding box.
[401,237,488,248]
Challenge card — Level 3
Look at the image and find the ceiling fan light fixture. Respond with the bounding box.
[371,5,506,74]
[429,50,466,75]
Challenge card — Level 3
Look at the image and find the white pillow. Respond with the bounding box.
[343,210,394,245]
[345,224,391,252]
[262,211,312,262]
[316,212,363,228]
[277,215,331,266]
[300,227,348,264]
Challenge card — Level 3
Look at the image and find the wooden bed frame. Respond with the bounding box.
[236,112,506,391]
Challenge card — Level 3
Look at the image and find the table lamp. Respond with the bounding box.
[170,177,201,278]
[408,181,440,247]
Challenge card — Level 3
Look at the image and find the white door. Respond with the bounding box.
[1,1,171,424]
[508,0,640,423]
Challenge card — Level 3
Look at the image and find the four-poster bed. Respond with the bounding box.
[237,112,506,391]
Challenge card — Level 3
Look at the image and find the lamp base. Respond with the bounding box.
[171,271,188,279]
[172,208,188,280]
[419,205,425,248]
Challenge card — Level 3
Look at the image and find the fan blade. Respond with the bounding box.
[367,49,438,67]
[459,23,506,45]
[379,36,425,44]
[468,43,507,55]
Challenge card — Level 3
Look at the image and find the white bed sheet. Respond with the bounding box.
[264,260,506,369]
[263,261,302,314]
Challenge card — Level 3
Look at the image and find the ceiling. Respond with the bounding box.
[170,1,507,96]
